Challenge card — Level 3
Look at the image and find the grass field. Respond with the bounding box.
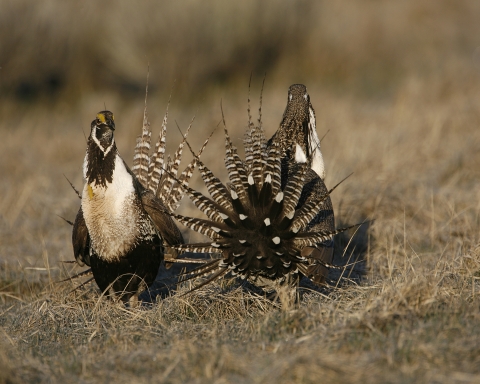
[1,1,480,383]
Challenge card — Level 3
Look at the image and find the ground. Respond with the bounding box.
[1,1,480,383]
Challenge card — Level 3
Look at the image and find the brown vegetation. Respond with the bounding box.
[1,1,480,383]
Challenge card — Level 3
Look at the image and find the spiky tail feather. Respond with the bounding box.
[169,132,213,212]
[148,102,169,193]
[133,74,152,186]
[130,84,202,213]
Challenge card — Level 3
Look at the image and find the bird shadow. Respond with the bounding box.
[139,252,212,303]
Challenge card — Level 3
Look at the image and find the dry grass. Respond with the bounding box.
[1,1,480,383]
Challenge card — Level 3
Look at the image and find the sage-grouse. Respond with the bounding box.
[267,84,334,285]
[72,109,200,304]
[168,85,353,290]
[269,84,325,179]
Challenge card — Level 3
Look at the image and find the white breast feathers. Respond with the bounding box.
[81,156,140,261]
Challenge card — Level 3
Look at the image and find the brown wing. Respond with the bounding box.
[140,189,184,261]
[300,169,335,285]
[126,159,184,265]
[302,169,335,231]
[72,207,91,267]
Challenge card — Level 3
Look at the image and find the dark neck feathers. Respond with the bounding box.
[86,138,117,187]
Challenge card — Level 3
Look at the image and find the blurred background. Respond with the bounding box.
[1,0,480,281]
[2,0,480,105]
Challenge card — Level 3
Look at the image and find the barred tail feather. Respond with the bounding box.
[147,105,169,193]
[133,79,152,186]
[169,133,213,212]
[293,224,360,248]
[169,213,229,239]
[173,243,227,254]
[180,267,228,296]
[264,142,282,197]
[161,165,231,223]
[279,163,308,221]
[224,132,249,203]
[157,155,173,203]
[168,158,197,212]
[177,259,221,278]
[186,186,230,223]
[198,160,232,211]
[159,125,191,200]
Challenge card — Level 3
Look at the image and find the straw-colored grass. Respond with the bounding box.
[1,1,480,383]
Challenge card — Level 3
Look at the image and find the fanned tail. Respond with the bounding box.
[153,84,360,293]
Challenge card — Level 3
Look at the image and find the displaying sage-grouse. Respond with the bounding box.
[72,108,201,304]
[168,85,355,291]
[267,84,334,285]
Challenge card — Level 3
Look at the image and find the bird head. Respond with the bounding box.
[90,111,116,153]
[287,84,309,105]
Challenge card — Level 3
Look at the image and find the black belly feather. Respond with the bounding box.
[89,235,163,302]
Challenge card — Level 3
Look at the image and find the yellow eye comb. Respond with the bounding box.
[96,113,106,123]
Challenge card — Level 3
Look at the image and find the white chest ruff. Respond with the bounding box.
[82,156,151,261]
[307,106,326,180]
[295,144,307,163]
[310,149,325,180]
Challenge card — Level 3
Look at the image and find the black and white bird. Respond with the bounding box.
[71,107,200,304]
[267,84,334,285]
[166,85,353,291]
[268,84,325,179]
